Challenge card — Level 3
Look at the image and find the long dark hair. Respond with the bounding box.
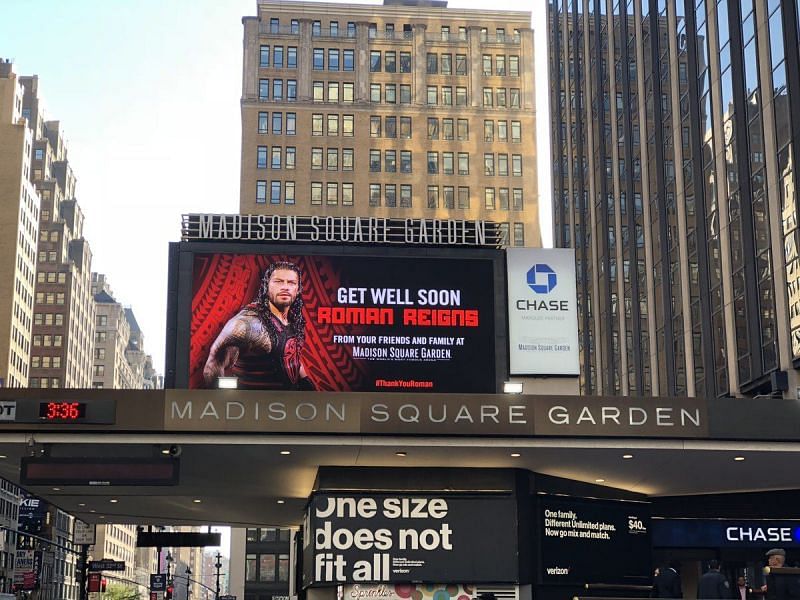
[254,261,306,345]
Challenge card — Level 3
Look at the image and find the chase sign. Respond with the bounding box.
[527,264,557,294]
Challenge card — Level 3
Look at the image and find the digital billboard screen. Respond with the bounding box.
[188,252,497,393]
[303,493,518,586]
[538,496,651,586]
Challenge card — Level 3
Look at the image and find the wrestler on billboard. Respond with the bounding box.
[203,261,316,390]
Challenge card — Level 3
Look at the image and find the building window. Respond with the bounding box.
[287,79,297,100]
[271,147,282,169]
[327,183,338,205]
[512,154,522,176]
[499,187,509,210]
[273,46,284,68]
[428,118,439,140]
[385,84,396,104]
[260,45,270,68]
[496,55,506,76]
[400,84,411,104]
[443,152,454,175]
[369,184,381,206]
[343,49,354,71]
[511,120,521,142]
[286,112,296,135]
[313,48,324,70]
[385,116,397,138]
[498,153,509,176]
[441,86,453,105]
[400,151,412,173]
[342,82,354,103]
[484,120,494,142]
[343,115,354,136]
[441,53,452,75]
[427,53,438,74]
[400,185,412,207]
[442,118,454,140]
[269,18,279,33]
[342,183,354,206]
[398,116,412,139]
[259,555,275,582]
[498,120,508,141]
[483,87,493,106]
[259,79,269,101]
[347,21,356,37]
[427,152,439,174]
[370,116,381,137]
[497,88,507,107]
[256,181,267,203]
[327,114,339,136]
[258,112,268,134]
[327,148,338,170]
[427,186,439,209]
[271,181,281,204]
[427,86,437,105]
[257,146,268,169]
[457,119,468,140]
[385,184,396,207]
[328,49,340,71]
[384,150,397,173]
[513,223,525,246]
[343,148,354,170]
[443,186,455,209]
[312,114,323,136]
[513,188,523,210]
[482,54,492,76]
[313,81,324,102]
[327,81,339,102]
[400,52,411,72]
[385,51,396,72]
[509,55,519,76]
[370,84,381,103]
[311,182,322,205]
[272,112,282,134]
[370,51,382,72]
[485,188,496,209]
[291,19,299,34]
[458,153,469,175]
[510,88,520,108]
[370,150,381,172]
[311,148,323,170]
[287,47,297,68]
[458,187,470,209]
[285,181,296,204]
[456,54,467,75]
[484,154,495,176]
[456,87,467,106]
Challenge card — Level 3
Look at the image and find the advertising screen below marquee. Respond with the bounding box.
[189,253,496,392]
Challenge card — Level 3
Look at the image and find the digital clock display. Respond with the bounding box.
[38,401,87,420]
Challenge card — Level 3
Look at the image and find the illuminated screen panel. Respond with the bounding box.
[189,253,496,392]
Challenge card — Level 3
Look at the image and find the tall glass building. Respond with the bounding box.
[549,0,800,398]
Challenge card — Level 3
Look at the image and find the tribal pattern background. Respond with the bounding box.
[190,253,367,390]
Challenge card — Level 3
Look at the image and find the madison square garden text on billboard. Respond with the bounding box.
[188,252,498,392]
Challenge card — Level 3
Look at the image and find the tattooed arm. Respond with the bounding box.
[203,312,272,385]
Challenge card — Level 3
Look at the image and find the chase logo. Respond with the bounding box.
[527,264,557,294]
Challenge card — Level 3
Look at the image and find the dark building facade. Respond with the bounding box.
[549,0,800,398]
[244,527,291,600]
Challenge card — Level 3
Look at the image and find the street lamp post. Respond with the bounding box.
[214,552,223,600]
[185,567,192,600]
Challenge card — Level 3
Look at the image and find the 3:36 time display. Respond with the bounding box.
[38,402,87,420]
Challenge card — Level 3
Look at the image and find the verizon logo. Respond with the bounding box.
[546,567,570,575]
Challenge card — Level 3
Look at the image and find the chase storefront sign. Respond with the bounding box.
[163,392,708,438]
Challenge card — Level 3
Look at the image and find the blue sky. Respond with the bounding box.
[1,0,550,373]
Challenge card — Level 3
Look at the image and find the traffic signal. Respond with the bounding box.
[101,578,107,592]
[166,584,174,599]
